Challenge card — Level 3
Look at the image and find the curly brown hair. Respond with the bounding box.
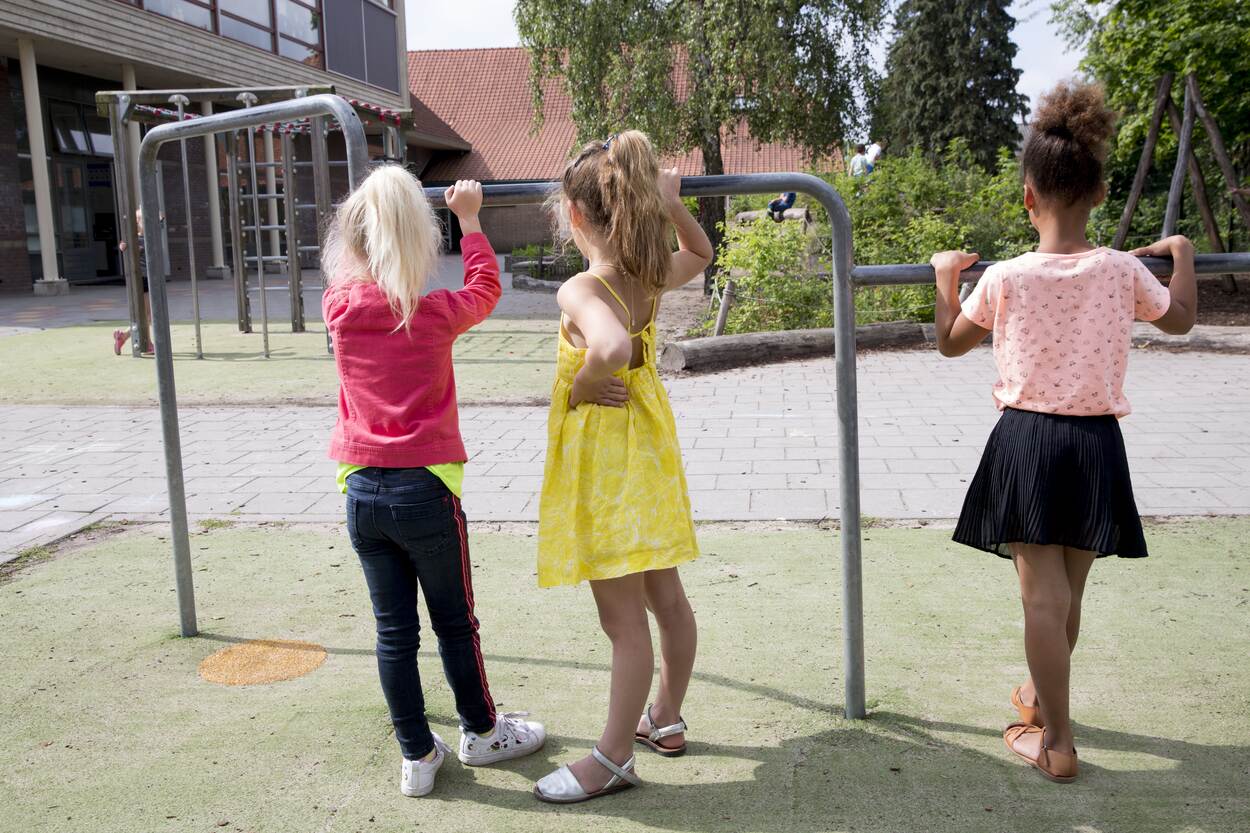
[1022,80,1117,206]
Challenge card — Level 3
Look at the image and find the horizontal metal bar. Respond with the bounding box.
[851,252,1250,286]
[296,245,321,251]
[238,193,286,201]
[244,255,288,262]
[97,85,333,115]
[292,160,349,168]
[242,224,289,232]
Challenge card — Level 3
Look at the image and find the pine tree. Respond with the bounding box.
[872,0,1029,169]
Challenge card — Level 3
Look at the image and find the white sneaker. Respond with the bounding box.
[458,712,547,766]
[400,733,450,797]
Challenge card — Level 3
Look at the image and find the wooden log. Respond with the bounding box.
[1167,98,1237,293]
[1114,74,1173,250]
[1187,73,1250,232]
[659,322,926,372]
[734,207,811,224]
[1162,87,1195,237]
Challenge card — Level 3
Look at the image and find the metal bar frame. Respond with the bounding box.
[225,131,251,333]
[138,94,368,639]
[282,131,305,332]
[170,95,203,360]
[142,165,1250,717]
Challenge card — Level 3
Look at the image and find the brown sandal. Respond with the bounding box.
[1011,686,1043,727]
[1003,722,1078,783]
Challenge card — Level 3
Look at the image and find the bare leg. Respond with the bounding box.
[636,568,696,749]
[1013,544,1076,754]
[567,573,652,792]
[1017,548,1096,710]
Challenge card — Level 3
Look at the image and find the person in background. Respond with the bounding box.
[866,138,884,172]
[767,192,796,222]
[849,144,869,177]
[113,208,160,355]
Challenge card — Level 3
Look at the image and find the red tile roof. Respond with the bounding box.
[407,47,831,183]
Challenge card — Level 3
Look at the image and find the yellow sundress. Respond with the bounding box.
[536,274,699,587]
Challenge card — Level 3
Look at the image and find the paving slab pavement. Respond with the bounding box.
[3,348,1248,560]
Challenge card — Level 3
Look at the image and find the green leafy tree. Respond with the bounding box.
[514,0,886,275]
[872,0,1029,168]
[1051,0,1250,250]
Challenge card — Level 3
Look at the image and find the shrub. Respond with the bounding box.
[714,218,832,333]
[708,140,1040,333]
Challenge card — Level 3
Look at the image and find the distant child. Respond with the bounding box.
[323,166,545,798]
[532,131,713,803]
[866,138,884,171]
[930,81,1196,783]
[113,208,159,355]
[768,191,797,222]
[850,143,869,177]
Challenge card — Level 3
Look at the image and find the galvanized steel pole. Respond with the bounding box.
[137,94,369,638]
[170,95,203,359]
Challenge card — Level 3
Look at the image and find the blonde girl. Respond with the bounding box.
[323,166,545,798]
[532,131,713,803]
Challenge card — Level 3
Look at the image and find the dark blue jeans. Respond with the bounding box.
[345,467,496,760]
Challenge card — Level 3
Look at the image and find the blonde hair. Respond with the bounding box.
[554,129,670,294]
[323,164,440,328]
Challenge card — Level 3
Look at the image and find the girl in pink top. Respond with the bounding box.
[930,81,1196,783]
[323,166,546,798]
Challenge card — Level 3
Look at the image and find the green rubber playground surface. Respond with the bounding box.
[1,519,1247,833]
[0,319,557,407]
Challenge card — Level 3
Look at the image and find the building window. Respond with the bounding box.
[325,0,399,92]
[144,0,214,30]
[49,102,91,155]
[124,1,326,71]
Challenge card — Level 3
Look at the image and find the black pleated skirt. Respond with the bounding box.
[953,408,1148,559]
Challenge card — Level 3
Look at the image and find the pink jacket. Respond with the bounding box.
[324,232,501,468]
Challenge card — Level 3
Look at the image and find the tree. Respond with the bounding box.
[871,0,1029,168]
[1052,0,1250,250]
[514,0,886,279]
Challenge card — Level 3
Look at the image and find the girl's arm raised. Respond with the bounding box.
[659,168,714,291]
[443,180,502,333]
[1130,235,1196,335]
[558,276,632,408]
[932,250,991,357]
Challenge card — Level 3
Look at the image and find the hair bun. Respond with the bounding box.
[1031,80,1116,161]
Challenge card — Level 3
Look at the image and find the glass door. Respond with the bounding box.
[53,160,94,283]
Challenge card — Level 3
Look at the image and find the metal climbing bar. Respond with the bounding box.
[137,93,369,640]
[143,163,1248,722]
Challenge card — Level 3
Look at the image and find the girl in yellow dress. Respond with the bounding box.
[533,131,713,804]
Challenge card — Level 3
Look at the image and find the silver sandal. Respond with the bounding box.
[634,703,688,757]
[533,746,641,804]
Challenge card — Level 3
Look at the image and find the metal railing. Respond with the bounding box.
[141,156,1250,720]
[138,94,369,642]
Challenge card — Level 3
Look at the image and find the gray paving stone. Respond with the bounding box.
[0,348,1247,548]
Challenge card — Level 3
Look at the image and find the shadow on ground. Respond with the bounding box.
[1,521,1246,832]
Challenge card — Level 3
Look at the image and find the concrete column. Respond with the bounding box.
[263,131,280,259]
[18,38,66,295]
[120,63,141,201]
[202,100,226,272]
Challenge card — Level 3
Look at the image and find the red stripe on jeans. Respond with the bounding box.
[453,495,496,725]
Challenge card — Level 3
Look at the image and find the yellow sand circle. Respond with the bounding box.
[198,639,327,686]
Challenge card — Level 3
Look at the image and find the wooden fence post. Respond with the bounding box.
[1114,74,1173,250]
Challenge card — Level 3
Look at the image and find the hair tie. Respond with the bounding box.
[602,133,619,151]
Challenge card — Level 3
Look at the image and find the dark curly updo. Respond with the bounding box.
[1022,81,1117,206]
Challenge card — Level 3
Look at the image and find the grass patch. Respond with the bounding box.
[0,319,557,407]
[1,519,1246,832]
[196,519,236,532]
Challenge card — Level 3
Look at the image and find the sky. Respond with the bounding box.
[404,0,1083,116]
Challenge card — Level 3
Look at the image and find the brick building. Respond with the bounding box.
[407,47,832,252]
